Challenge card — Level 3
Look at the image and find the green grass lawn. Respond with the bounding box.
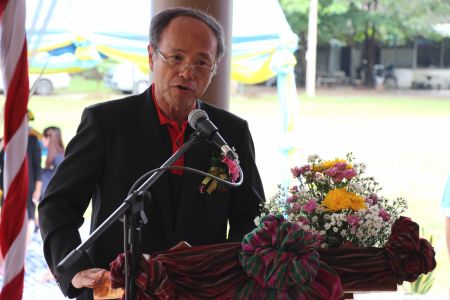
[1,80,450,294]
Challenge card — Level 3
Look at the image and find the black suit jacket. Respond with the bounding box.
[38,89,265,299]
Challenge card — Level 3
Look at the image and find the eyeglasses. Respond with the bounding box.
[154,47,216,76]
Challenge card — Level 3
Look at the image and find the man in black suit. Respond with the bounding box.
[38,7,265,299]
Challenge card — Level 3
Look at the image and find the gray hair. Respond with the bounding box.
[149,7,225,62]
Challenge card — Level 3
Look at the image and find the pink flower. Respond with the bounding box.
[297,216,309,225]
[291,203,302,213]
[289,185,299,193]
[369,193,378,204]
[343,168,357,180]
[325,167,338,177]
[333,174,345,183]
[334,162,347,169]
[222,156,240,182]
[346,215,360,227]
[287,195,299,203]
[302,199,317,213]
[379,209,390,221]
[291,165,310,177]
[326,166,357,183]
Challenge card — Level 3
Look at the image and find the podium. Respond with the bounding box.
[95,215,434,300]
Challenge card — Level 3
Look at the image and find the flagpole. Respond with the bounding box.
[0,0,30,299]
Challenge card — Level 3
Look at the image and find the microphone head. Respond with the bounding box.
[188,109,208,130]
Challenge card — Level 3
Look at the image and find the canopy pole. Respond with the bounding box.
[305,0,318,97]
[151,0,233,110]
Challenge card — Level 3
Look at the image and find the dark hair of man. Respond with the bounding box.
[149,7,225,62]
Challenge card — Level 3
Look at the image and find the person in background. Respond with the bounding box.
[26,110,42,242]
[40,126,65,202]
[38,7,265,300]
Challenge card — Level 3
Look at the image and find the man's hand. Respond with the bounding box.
[71,268,106,289]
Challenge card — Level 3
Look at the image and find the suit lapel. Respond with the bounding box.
[131,90,174,235]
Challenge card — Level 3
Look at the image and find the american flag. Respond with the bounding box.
[0,0,30,299]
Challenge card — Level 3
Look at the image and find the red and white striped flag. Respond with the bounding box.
[0,0,29,299]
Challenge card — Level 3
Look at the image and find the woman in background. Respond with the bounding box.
[41,126,65,199]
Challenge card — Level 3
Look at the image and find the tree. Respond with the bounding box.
[279,0,450,87]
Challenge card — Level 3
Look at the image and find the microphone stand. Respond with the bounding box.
[57,131,203,300]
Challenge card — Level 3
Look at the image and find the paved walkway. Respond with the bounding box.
[0,231,66,300]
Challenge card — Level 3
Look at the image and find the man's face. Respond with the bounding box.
[148,16,218,115]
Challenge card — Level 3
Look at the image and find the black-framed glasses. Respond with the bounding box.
[154,47,217,76]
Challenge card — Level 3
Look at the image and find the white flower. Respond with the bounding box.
[333,227,339,232]
[348,182,362,193]
[373,221,383,229]
[307,154,319,163]
[358,163,367,171]
[315,172,326,182]
[300,224,311,231]
[316,206,326,213]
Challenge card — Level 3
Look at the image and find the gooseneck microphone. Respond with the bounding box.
[188,109,238,160]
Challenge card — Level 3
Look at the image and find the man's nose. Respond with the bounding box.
[178,64,195,78]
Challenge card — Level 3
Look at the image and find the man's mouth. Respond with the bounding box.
[176,85,191,91]
[174,84,194,91]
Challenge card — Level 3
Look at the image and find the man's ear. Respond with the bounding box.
[148,45,154,71]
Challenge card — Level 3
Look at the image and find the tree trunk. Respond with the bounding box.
[362,0,378,88]
[298,31,307,86]
[362,24,380,87]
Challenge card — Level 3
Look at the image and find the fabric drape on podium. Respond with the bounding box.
[110,215,343,299]
[107,216,436,299]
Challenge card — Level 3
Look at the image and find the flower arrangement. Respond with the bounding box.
[199,150,240,194]
[256,153,407,248]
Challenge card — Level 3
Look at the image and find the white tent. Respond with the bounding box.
[27,0,300,181]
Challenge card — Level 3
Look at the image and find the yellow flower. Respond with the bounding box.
[312,159,352,172]
[322,188,366,211]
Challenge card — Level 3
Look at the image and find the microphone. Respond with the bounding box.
[188,109,238,160]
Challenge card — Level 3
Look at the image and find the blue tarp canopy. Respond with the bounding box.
[26,0,298,84]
